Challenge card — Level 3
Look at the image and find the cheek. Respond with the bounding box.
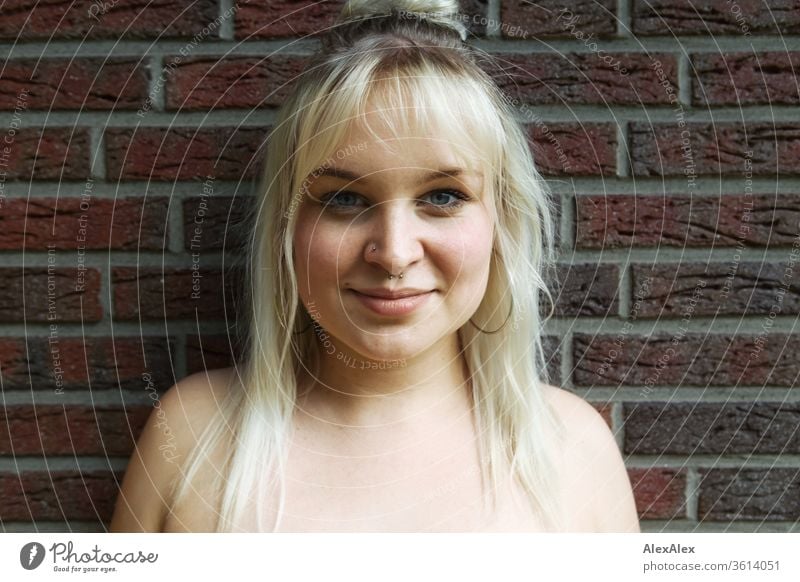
[437,219,494,283]
[293,219,348,295]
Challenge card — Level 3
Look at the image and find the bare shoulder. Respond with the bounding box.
[541,383,641,533]
[109,367,239,532]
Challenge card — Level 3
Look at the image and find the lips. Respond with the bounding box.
[351,288,432,299]
[348,289,434,316]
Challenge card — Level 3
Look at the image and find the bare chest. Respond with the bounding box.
[237,422,553,533]
[163,421,591,532]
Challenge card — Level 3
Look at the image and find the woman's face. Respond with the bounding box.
[293,114,496,363]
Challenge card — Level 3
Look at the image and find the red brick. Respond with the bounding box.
[629,467,687,520]
[591,401,613,429]
[632,262,800,317]
[693,52,800,106]
[0,197,169,251]
[0,0,220,40]
[0,470,119,522]
[165,56,305,110]
[184,195,253,252]
[0,336,174,392]
[0,405,151,456]
[186,334,240,374]
[500,0,617,37]
[528,123,616,176]
[575,194,800,248]
[0,268,102,322]
[550,263,619,316]
[235,0,344,39]
[487,54,677,105]
[630,123,800,176]
[1,128,91,180]
[624,402,800,455]
[573,333,800,388]
[112,267,243,320]
[234,0,489,39]
[699,468,800,521]
[0,59,149,110]
[633,0,800,35]
[105,127,268,180]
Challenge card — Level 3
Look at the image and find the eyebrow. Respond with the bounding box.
[311,166,481,186]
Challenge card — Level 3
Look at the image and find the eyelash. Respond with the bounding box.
[318,189,470,213]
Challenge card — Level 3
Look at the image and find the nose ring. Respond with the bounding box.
[369,244,404,279]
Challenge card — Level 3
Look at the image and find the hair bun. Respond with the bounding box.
[336,0,468,42]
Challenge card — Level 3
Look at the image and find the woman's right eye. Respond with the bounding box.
[319,191,363,210]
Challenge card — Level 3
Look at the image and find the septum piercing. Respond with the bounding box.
[370,244,404,279]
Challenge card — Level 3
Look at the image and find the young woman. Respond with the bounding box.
[110,0,640,533]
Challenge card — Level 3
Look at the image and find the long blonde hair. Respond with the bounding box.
[170,0,565,532]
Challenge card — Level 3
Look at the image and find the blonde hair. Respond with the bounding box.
[170,0,566,532]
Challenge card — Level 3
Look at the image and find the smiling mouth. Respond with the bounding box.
[350,289,433,299]
[348,289,435,316]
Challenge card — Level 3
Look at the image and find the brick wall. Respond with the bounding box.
[0,0,798,532]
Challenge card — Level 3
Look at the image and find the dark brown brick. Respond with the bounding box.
[528,123,616,176]
[0,59,149,110]
[235,0,345,39]
[105,127,268,181]
[186,334,240,374]
[632,262,800,318]
[1,128,91,180]
[573,333,800,388]
[548,263,619,316]
[630,123,800,176]
[0,0,220,40]
[576,194,800,249]
[699,468,800,521]
[0,405,151,456]
[633,0,800,35]
[112,267,243,320]
[235,0,488,39]
[488,54,677,105]
[0,197,169,251]
[0,471,119,522]
[184,195,253,252]
[165,56,306,110]
[0,268,102,322]
[629,467,687,520]
[500,0,617,38]
[0,336,174,392]
[624,402,800,455]
[693,52,800,106]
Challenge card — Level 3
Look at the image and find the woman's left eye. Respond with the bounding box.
[422,190,469,209]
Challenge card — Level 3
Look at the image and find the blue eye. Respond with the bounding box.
[320,191,362,209]
[423,190,469,209]
[318,189,470,213]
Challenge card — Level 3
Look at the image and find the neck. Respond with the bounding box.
[296,332,473,430]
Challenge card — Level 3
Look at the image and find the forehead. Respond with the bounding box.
[331,107,482,173]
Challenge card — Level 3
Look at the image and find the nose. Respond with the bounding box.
[362,199,423,277]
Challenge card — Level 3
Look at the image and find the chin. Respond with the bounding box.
[342,332,432,362]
